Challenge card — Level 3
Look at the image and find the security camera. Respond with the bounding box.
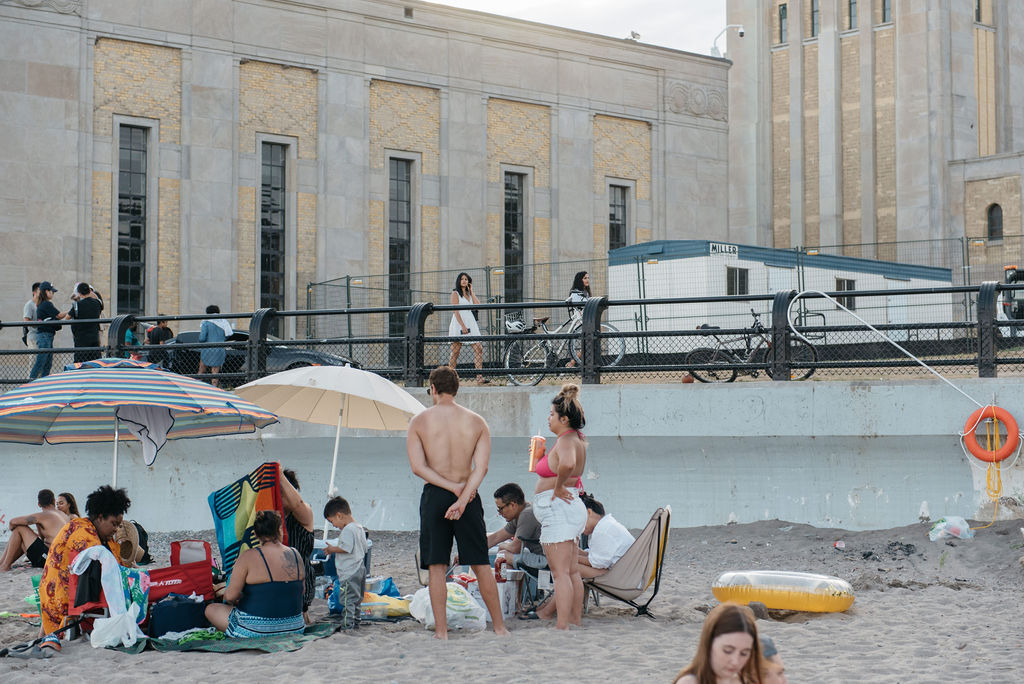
[738,26,745,38]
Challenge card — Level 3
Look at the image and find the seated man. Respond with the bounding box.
[576,492,634,579]
[486,483,546,574]
[0,489,69,571]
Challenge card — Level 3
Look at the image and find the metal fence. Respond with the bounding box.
[4,282,1024,391]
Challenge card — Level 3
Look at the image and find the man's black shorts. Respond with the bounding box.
[419,483,488,569]
[26,536,47,568]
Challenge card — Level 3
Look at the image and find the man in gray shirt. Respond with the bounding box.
[22,282,39,348]
[487,482,546,571]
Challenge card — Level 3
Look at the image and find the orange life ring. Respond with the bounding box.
[963,406,1019,463]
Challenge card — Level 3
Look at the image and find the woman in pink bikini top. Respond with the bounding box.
[532,383,588,630]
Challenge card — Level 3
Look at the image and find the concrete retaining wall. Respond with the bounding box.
[3,380,1022,535]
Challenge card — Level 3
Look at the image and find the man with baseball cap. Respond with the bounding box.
[29,281,62,379]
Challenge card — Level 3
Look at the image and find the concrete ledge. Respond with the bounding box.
[1,380,1020,534]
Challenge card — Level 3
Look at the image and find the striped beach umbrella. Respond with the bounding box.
[0,365,278,485]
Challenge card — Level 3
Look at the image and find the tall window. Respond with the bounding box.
[987,204,1003,240]
[811,0,820,37]
[260,143,286,335]
[849,0,858,29]
[836,278,856,310]
[117,126,147,314]
[609,185,628,251]
[388,159,413,364]
[779,4,788,43]
[727,267,749,296]
[975,0,982,23]
[503,173,525,303]
[882,0,891,23]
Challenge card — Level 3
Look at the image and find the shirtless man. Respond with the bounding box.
[407,365,509,640]
[1,489,69,571]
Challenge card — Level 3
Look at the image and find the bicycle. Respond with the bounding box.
[685,309,817,383]
[503,308,625,386]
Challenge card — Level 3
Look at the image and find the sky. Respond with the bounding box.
[421,0,729,56]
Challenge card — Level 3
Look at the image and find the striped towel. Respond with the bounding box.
[208,462,286,577]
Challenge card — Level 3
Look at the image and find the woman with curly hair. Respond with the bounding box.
[39,485,131,640]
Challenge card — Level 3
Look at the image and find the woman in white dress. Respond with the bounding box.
[447,272,487,384]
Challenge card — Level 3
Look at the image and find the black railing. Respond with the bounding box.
[3,282,1024,390]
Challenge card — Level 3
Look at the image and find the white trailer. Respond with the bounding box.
[606,240,955,352]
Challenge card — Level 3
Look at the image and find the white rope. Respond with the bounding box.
[785,290,985,409]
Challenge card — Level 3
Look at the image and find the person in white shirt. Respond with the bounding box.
[577,493,634,579]
[536,491,634,620]
[323,496,367,629]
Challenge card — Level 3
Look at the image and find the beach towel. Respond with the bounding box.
[115,621,341,654]
[208,461,286,578]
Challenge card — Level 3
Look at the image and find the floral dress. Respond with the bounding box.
[40,517,121,634]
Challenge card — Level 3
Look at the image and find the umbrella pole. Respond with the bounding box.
[324,406,343,540]
[112,417,119,487]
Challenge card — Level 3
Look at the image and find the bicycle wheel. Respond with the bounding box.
[764,339,818,380]
[685,347,738,383]
[568,323,626,367]
[505,340,548,386]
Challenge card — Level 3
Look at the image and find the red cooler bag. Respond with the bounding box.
[147,561,214,603]
[170,540,213,567]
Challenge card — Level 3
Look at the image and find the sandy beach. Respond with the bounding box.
[2,517,1022,683]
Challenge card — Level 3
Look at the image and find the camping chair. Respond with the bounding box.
[582,505,670,620]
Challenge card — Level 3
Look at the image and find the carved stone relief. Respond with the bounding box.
[1,0,81,14]
[667,81,727,122]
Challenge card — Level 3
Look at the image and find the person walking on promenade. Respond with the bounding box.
[447,272,487,384]
[198,305,231,386]
[406,365,508,640]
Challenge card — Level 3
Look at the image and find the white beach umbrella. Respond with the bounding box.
[235,365,425,534]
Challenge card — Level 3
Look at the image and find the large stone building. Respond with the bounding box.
[0,0,728,331]
[728,0,1024,281]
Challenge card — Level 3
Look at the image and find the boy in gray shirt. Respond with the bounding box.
[324,496,367,629]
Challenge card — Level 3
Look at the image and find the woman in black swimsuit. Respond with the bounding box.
[205,510,306,638]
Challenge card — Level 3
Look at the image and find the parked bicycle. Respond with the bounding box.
[685,309,817,382]
[504,309,625,386]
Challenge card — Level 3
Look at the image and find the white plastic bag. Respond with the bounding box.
[408,583,487,630]
[928,516,974,541]
[90,602,145,648]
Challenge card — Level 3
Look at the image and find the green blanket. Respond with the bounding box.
[117,622,341,654]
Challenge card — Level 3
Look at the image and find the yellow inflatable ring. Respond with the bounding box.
[712,570,855,613]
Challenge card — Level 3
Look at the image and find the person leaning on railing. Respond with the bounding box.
[565,271,591,368]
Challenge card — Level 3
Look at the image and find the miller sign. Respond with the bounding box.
[709,242,738,256]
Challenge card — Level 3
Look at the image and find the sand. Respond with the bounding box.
[2,518,1023,683]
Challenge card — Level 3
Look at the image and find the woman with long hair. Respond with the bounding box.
[447,272,487,384]
[569,270,591,302]
[531,384,588,629]
[674,602,763,684]
[56,492,79,517]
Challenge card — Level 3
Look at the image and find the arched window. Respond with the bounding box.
[987,203,1003,240]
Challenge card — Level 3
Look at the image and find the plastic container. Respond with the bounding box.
[501,568,525,581]
[359,601,388,619]
[364,575,386,594]
[529,434,546,472]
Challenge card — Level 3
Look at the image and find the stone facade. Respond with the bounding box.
[730,0,1024,274]
[0,0,727,328]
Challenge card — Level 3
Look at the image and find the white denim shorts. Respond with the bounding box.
[533,487,586,545]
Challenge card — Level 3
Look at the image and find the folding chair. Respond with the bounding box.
[582,506,670,619]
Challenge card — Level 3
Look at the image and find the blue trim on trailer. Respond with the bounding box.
[608,240,951,281]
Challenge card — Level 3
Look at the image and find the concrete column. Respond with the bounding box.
[858,0,876,254]
[727,0,774,246]
[818,0,843,245]
[893,0,932,242]
[789,0,805,247]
